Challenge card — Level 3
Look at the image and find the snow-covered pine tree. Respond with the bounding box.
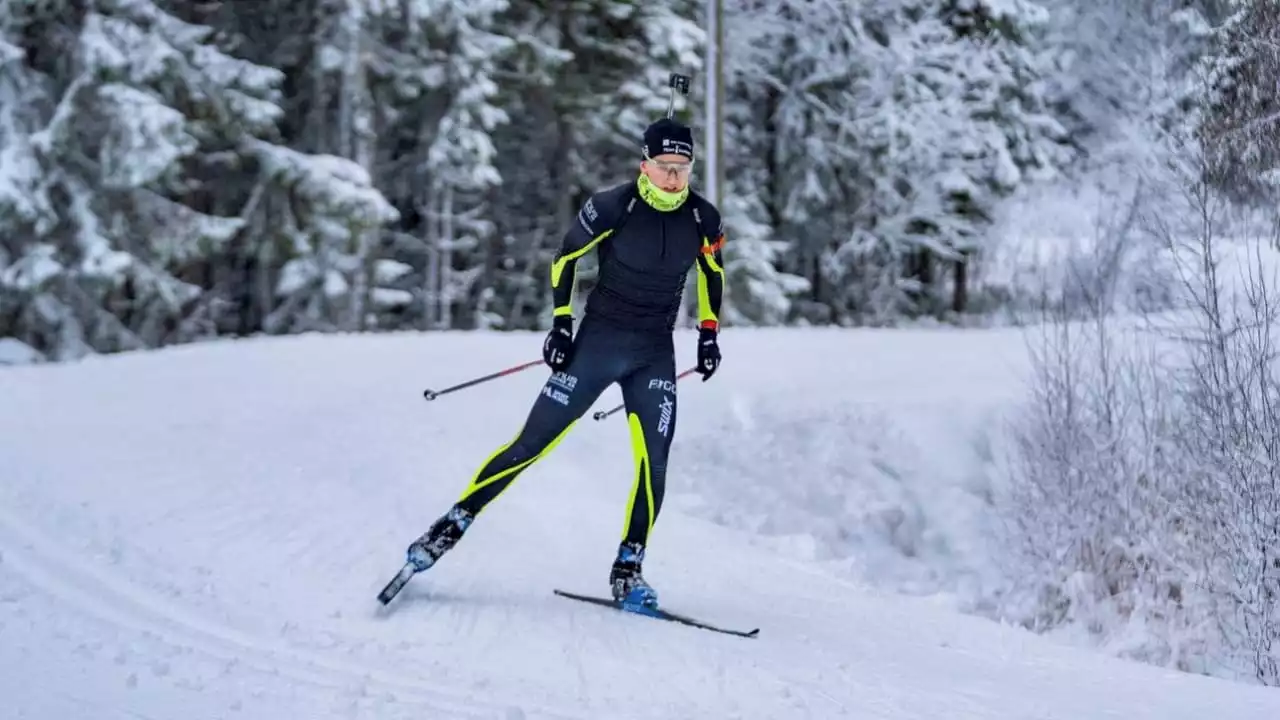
[1198,0,1280,204]
[191,0,400,335]
[839,0,1074,322]
[284,0,384,332]
[725,0,873,324]
[0,0,400,357]
[1035,0,1213,161]
[250,140,400,335]
[718,178,810,325]
[719,0,835,325]
[720,0,1073,325]
[0,4,56,361]
[349,0,513,331]
[475,3,572,330]
[889,0,1076,318]
[0,0,284,359]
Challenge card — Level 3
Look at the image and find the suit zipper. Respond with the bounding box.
[660,214,668,259]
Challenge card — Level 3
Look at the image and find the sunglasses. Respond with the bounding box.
[647,158,695,176]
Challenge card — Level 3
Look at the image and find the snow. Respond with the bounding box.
[0,243,63,290]
[95,83,197,189]
[0,338,44,365]
[4,327,1280,718]
[251,140,399,228]
[142,194,245,266]
[375,259,413,284]
[372,287,414,307]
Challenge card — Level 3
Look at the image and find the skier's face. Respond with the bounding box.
[641,154,693,193]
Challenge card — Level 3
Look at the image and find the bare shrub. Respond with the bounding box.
[996,260,1206,671]
[1152,165,1280,683]
[996,140,1280,682]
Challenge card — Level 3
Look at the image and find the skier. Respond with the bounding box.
[401,116,725,608]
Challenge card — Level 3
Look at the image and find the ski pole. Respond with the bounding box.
[423,359,544,401]
[592,366,698,421]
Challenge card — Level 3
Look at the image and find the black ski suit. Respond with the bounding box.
[454,180,726,547]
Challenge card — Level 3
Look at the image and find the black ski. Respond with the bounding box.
[553,589,759,638]
[377,562,417,605]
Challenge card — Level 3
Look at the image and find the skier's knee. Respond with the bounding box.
[509,422,573,462]
[507,436,547,462]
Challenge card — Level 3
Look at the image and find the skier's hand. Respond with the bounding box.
[543,316,574,371]
[695,327,720,381]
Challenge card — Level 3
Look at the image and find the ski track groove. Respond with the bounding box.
[565,609,590,700]
[548,592,730,720]
[0,507,592,720]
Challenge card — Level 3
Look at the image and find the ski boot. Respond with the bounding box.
[405,506,474,572]
[609,541,659,608]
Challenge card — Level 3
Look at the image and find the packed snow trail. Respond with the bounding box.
[2,329,1279,719]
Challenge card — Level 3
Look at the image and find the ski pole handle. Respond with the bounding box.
[592,366,698,421]
[423,359,544,401]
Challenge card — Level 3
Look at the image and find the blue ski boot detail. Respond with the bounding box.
[406,506,473,572]
[610,541,658,608]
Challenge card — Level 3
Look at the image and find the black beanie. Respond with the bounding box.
[643,118,694,160]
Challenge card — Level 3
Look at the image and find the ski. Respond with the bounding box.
[553,588,759,638]
[377,562,417,605]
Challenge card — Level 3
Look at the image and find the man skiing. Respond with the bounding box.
[401,116,726,608]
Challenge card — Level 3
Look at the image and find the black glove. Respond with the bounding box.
[695,327,720,381]
[543,316,574,371]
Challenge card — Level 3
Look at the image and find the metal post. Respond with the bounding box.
[685,0,725,329]
[704,0,724,208]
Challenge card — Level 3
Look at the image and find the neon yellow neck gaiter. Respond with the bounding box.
[638,173,689,212]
